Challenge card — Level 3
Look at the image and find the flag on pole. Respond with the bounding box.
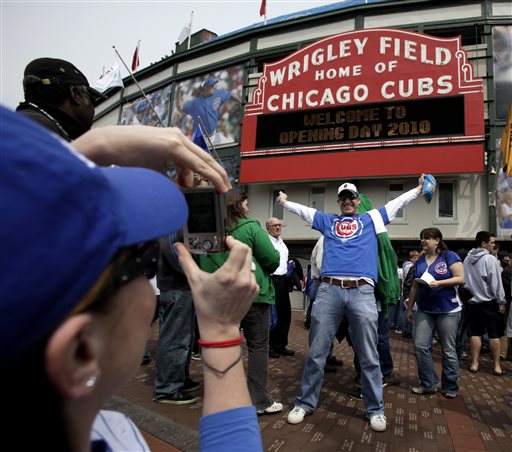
[131,40,140,71]
[502,104,512,177]
[178,23,191,45]
[259,0,266,17]
[177,12,193,50]
[91,63,124,93]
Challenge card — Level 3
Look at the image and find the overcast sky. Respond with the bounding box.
[1,0,336,109]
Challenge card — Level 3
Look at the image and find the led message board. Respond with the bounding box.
[240,28,484,183]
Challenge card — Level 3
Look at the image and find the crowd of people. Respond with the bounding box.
[2,56,512,450]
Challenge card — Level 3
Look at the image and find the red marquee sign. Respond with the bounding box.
[240,28,484,183]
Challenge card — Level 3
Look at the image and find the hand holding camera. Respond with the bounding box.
[182,186,227,254]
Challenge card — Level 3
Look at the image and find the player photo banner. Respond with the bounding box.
[170,65,244,152]
[120,85,172,126]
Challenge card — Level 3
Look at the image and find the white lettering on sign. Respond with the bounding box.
[268,35,453,88]
[379,36,451,65]
[381,76,453,99]
[267,85,370,111]
[269,38,368,86]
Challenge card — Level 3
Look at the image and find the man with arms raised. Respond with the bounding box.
[283,176,425,432]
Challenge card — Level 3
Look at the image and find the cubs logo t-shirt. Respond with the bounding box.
[413,251,462,313]
[312,207,389,282]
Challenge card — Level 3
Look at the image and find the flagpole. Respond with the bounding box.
[187,11,193,50]
[113,45,166,128]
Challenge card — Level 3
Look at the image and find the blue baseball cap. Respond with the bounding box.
[201,77,218,88]
[134,100,147,114]
[0,106,188,367]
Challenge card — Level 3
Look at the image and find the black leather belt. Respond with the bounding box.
[272,274,286,278]
[321,277,369,288]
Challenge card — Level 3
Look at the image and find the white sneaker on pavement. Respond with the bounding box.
[287,406,307,424]
[256,401,283,414]
[369,414,387,432]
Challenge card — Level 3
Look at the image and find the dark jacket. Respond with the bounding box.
[157,234,189,292]
[198,218,280,304]
[16,102,88,141]
[501,266,511,305]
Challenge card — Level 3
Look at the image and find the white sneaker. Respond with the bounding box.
[369,414,387,432]
[257,401,283,414]
[287,406,307,424]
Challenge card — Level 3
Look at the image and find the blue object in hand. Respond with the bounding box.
[422,174,436,203]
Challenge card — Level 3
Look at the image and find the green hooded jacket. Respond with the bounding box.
[197,218,280,304]
[358,194,400,317]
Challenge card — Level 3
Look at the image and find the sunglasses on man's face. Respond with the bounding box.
[338,193,356,201]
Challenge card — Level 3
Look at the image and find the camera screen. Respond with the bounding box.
[185,191,217,233]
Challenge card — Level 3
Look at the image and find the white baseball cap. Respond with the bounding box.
[337,182,359,197]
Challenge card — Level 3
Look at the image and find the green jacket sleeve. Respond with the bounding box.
[249,222,280,274]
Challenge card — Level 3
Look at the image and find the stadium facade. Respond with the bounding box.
[94,0,512,261]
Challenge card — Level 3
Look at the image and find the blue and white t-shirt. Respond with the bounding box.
[313,207,389,282]
[183,90,232,136]
[413,251,462,313]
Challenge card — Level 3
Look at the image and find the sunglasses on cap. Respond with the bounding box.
[71,241,160,316]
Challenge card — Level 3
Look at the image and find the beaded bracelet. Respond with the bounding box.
[198,335,244,348]
[202,349,243,376]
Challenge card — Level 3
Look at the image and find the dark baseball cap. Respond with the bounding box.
[0,106,189,367]
[23,57,105,105]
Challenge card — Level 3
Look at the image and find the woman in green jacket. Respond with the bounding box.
[198,191,283,414]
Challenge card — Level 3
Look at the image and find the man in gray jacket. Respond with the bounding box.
[463,231,507,376]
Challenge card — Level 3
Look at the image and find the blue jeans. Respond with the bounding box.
[413,310,460,394]
[353,309,394,379]
[387,303,399,329]
[398,297,412,334]
[456,304,470,358]
[296,282,383,417]
[153,288,195,399]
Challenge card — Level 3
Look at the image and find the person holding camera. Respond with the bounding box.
[0,106,263,451]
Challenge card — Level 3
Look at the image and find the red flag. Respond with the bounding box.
[259,0,266,17]
[131,41,140,71]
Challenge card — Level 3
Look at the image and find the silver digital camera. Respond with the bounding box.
[182,186,227,254]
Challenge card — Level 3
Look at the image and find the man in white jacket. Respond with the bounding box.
[463,231,506,376]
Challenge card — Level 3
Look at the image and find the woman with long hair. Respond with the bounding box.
[199,191,283,414]
[406,227,464,398]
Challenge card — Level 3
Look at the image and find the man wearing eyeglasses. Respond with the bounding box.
[266,217,295,359]
[281,177,425,433]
